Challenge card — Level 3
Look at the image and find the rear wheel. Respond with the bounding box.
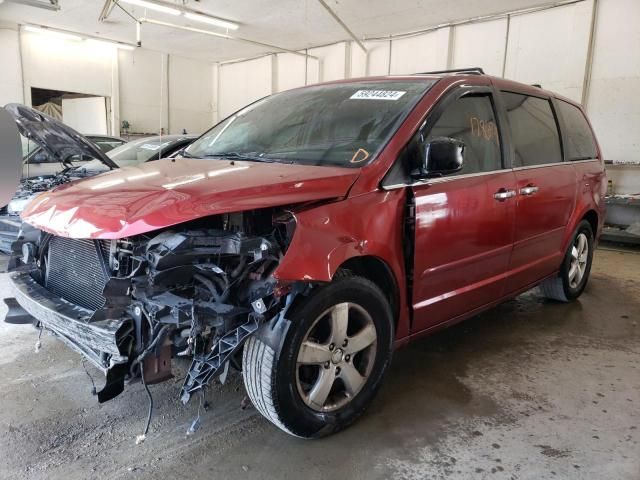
[540,220,594,302]
[242,275,393,438]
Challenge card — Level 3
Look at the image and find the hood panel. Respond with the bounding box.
[5,104,118,169]
[21,158,359,239]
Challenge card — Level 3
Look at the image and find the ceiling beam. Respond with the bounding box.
[315,0,366,52]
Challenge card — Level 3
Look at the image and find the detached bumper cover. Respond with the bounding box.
[8,270,132,374]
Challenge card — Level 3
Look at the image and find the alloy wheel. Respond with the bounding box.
[296,302,377,412]
[568,232,589,289]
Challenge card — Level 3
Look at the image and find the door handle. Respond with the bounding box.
[493,188,516,201]
[519,185,539,196]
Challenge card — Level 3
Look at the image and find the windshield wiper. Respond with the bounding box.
[201,152,277,163]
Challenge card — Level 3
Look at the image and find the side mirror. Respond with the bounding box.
[31,151,49,164]
[414,137,465,178]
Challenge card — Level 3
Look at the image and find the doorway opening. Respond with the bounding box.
[30,87,110,135]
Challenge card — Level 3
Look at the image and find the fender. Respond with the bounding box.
[274,188,411,339]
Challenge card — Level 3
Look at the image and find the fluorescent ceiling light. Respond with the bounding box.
[86,38,136,50]
[184,12,239,30]
[119,0,180,16]
[23,25,82,41]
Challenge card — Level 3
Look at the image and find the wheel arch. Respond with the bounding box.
[582,209,599,238]
[562,207,600,253]
[336,255,400,333]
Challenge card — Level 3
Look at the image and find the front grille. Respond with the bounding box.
[46,237,111,311]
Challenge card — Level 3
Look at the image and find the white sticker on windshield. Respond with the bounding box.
[350,90,406,101]
[140,144,161,151]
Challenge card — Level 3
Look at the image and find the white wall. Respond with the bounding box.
[20,30,115,106]
[275,53,307,92]
[389,28,450,74]
[118,49,168,135]
[504,1,593,102]
[168,55,213,135]
[306,43,348,83]
[452,19,507,76]
[351,40,392,77]
[587,0,640,163]
[218,56,273,119]
[62,97,108,134]
[0,27,24,105]
[1,27,216,136]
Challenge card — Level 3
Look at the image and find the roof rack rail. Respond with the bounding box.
[417,67,485,75]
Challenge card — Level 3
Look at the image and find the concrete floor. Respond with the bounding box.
[0,247,638,480]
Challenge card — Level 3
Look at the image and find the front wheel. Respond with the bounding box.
[540,220,594,302]
[242,275,393,438]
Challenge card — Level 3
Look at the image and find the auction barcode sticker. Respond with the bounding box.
[350,90,406,100]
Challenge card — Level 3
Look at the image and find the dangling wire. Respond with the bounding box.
[136,366,154,445]
[34,323,43,353]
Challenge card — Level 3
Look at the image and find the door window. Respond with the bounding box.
[424,95,502,175]
[501,92,563,167]
[555,100,598,160]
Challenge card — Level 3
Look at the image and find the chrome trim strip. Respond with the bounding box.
[382,159,599,190]
[383,169,504,190]
[512,158,598,171]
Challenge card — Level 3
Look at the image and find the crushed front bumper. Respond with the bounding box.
[6,270,134,401]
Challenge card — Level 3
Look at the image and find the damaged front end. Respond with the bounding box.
[6,208,300,404]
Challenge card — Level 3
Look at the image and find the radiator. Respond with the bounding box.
[45,237,111,311]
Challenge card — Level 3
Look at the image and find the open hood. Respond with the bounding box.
[20,158,360,239]
[5,103,118,170]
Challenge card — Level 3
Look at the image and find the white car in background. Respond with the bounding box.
[1,104,196,254]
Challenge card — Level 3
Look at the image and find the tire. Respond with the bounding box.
[242,275,394,438]
[540,220,594,302]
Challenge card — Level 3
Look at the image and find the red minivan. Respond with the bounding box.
[5,70,605,438]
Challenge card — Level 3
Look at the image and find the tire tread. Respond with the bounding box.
[243,336,298,436]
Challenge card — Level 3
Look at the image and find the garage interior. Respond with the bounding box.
[0,0,639,479]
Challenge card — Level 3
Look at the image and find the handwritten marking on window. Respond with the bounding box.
[350,148,370,164]
[469,116,499,145]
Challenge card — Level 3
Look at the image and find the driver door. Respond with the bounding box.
[410,89,517,332]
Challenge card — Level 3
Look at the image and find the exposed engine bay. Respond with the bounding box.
[3,169,93,216]
[8,208,301,409]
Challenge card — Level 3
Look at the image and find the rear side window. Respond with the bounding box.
[424,94,502,175]
[556,100,598,160]
[501,92,563,167]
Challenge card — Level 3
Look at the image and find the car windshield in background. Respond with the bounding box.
[107,137,176,166]
[19,134,39,159]
[184,80,436,167]
[93,138,125,153]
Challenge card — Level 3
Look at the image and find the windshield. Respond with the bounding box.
[105,137,176,167]
[184,80,435,167]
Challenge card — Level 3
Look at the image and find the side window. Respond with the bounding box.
[501,92,562,167]
[556,100,598,160]
[423,94,502,175]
